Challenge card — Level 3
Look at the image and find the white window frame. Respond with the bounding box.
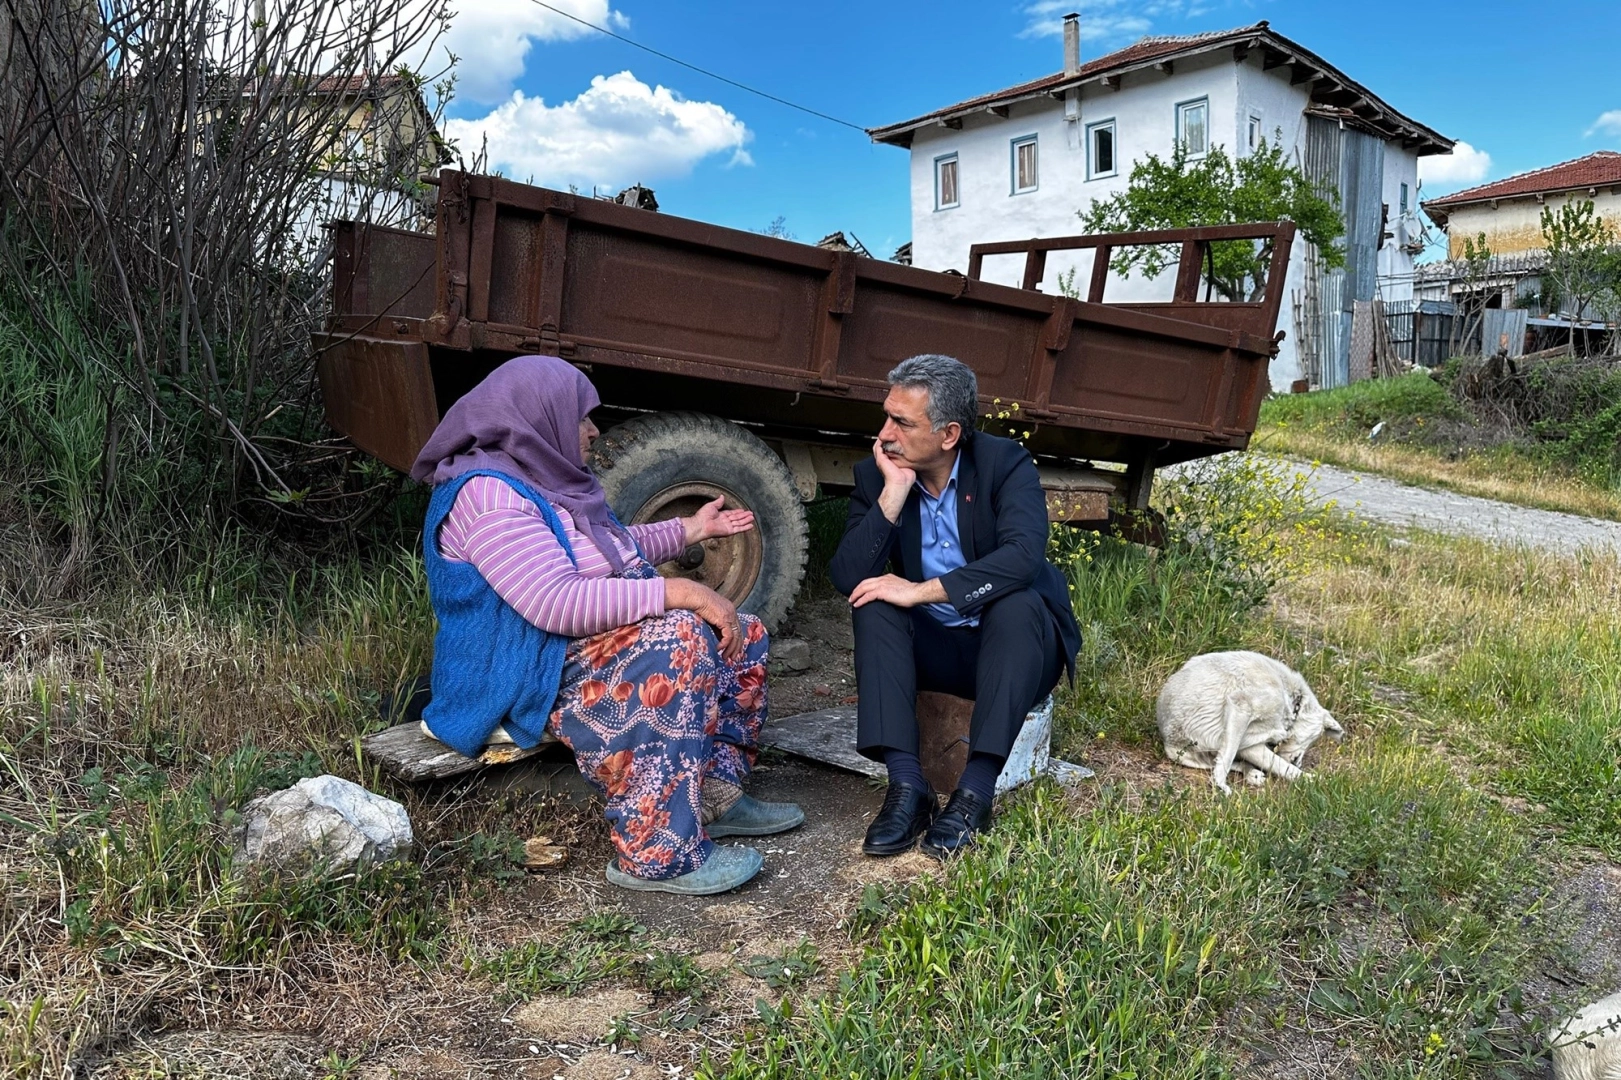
[1086,118,1117,180]
[1246,111,1264,153]
[1400,182,1410,215]
[1176,97,1210,158]
[1010,135,1039,195]
[934,153,960,211]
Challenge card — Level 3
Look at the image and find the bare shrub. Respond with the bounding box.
[0,0,452,590]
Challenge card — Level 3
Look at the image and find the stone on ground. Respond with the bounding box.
[233,774,412,872]
[772,636,814,672]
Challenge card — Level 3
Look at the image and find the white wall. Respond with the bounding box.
[909,50,1237,301]
[905,50,1429,391]
[1377,147,1420,301]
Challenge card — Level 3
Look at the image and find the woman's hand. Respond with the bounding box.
[682,496,754,546]
[664,577,745,662]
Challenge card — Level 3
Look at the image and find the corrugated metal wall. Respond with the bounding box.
[1480,308,1529,358]
[1302,116,1386,388]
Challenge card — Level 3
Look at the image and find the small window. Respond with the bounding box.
[935,154,959,210]
[1247,112,1263,152]
[1177,97,1209,157]
[1011,135,1038,194]
[1400,182,1410,215]
[1087,119,1116,180]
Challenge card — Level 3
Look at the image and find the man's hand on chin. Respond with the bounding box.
[849,574,947,609]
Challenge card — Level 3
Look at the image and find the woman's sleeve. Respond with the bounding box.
[446,480,666,637]
[627,518,688,565]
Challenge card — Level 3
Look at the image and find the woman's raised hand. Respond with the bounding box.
[683,496,754,546]
[664,577,745,662]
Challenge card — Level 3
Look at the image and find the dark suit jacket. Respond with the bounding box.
[828,431,1081,680]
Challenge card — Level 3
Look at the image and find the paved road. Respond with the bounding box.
[1293,461,1621,556]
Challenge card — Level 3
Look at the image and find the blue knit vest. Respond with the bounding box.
[420,470,585,757]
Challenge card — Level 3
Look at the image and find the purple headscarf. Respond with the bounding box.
[410,355,630,571]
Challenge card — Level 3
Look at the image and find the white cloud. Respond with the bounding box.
[1418,141,1492,187]
[445,71,752,190]
[1018,1,1180,44]
[437,0,627,105]
[1587,110,1621,138]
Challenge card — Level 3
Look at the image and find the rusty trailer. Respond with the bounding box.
[315,169,1295,627]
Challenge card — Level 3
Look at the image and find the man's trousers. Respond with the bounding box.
[852,587,1064,763]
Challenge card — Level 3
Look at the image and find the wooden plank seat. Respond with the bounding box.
[363,676,561,783]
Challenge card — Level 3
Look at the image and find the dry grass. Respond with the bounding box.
[7,468,1621,1078]
[1255,424,1621,522]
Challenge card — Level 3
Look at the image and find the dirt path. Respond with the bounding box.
[1293,461,1621,555]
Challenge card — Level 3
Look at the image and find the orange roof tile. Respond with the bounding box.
[1422,151,1621,208]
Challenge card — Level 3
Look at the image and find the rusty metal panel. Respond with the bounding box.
[320,170,1300,479]
[314,333,439,473]
[331,223,437,320]
[558,222,826,376]
[838,284,1046,404]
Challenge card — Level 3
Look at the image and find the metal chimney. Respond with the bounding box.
[1063,12,1081,76]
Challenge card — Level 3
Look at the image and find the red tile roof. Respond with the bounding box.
[1422,151,1621,209]
[868,22,1450,155]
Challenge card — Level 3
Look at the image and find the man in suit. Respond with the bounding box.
[829,354,1080,859]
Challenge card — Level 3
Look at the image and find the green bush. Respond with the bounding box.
[1259,372,1463,434]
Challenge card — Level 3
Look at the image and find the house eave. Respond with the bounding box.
[867,25,1452,156]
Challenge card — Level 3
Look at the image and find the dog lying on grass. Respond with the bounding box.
[1156,650,1344,793]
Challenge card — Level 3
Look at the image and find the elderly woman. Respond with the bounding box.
[410,355,802,895]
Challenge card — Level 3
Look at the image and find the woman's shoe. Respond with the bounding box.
[605,844,763,895]
[706,794,805,838]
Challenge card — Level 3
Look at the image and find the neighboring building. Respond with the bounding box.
[1417,153,1621,350]
[292,73,451,247]
[1422,151,1621,259]
[867,18,1453,390]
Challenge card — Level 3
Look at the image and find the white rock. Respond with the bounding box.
[1552,989,1621,1080]
[233,774,412,872]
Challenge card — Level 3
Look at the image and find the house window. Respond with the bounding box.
[1087,119,1116,180]
[1177,97,1209,157]
[1400,182,1410,215]
[1011,135,1038,194]
[1247,111,1264,152]
[935,154,959,210]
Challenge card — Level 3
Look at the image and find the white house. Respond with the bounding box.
[868,19,1453,390]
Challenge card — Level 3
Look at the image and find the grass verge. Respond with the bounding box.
[1256,373,1621,521]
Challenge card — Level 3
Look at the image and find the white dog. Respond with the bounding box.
[1156,651,1344,793]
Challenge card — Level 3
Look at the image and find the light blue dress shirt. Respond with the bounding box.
[916,454,977,627]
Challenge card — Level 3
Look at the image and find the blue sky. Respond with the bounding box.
[433,0,1621,260]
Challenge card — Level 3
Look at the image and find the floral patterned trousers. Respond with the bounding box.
[547,608,770,880]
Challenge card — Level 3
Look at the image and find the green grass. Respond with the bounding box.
[1256,372,1621,520]
[8,450,1620,1077]
[706,754,1551,1079]
[1260,371,1464,434]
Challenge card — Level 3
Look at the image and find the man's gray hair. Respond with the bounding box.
[886,354,978,434]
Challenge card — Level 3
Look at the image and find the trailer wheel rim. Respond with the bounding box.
[629,482,763,607]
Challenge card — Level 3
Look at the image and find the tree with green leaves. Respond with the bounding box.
[1077,137,1345,302]
[1540,199,1621,356]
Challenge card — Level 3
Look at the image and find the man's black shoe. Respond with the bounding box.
[862,782,937,856]
[921,788,994,859]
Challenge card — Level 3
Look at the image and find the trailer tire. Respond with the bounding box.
[591,412,808,632]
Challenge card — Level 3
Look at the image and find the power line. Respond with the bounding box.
[526,0,869,133]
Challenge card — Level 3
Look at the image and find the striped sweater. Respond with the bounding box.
[437,474,686,637]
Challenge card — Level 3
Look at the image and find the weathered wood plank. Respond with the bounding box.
[361,722,556,783]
